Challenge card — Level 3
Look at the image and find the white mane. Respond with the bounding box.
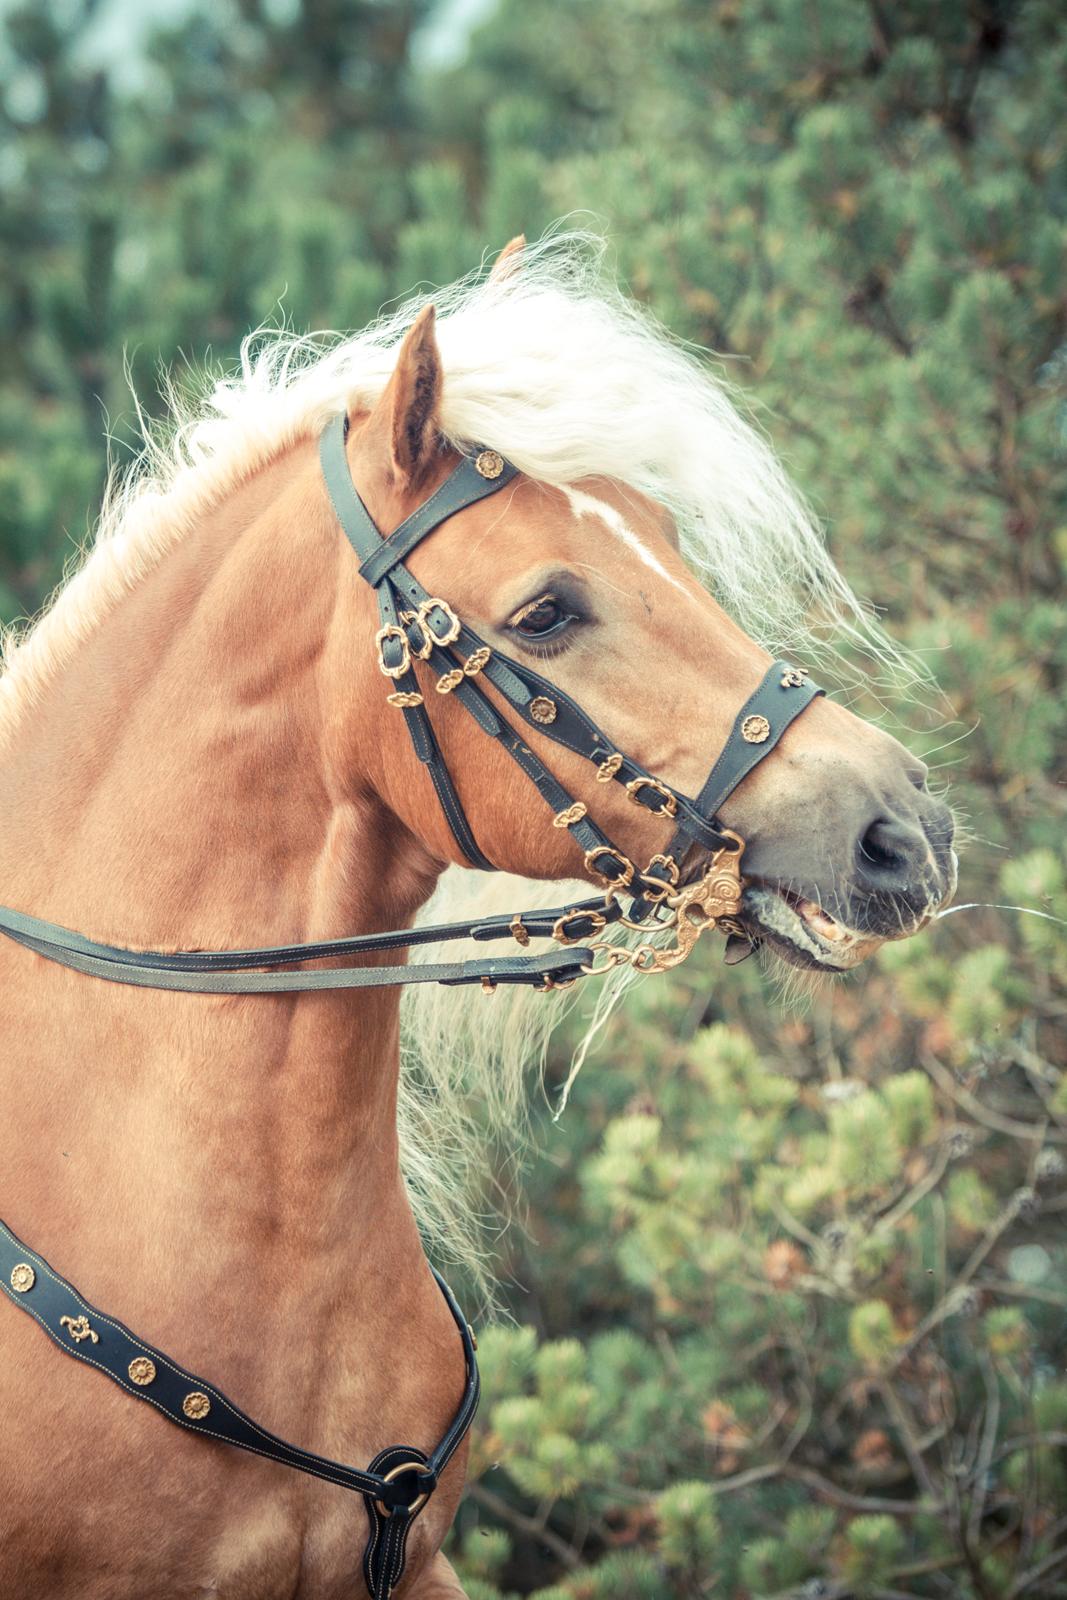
[0,231,910,1305]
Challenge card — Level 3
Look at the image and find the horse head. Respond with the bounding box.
[337,298,955,973]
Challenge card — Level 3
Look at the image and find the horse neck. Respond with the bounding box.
[0,436,443,1365]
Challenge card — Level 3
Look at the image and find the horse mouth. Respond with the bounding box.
[737,883,882,971]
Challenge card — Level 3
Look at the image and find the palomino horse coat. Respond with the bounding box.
[0,239,954,1597]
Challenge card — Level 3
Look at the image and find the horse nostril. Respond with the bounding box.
[857,816,926,890]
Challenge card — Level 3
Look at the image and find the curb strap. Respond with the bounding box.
[0,1216,478,1600]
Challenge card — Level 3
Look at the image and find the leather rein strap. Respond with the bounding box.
[0,413,824,1600]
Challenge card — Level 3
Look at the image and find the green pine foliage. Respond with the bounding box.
[2,1,1065,1595]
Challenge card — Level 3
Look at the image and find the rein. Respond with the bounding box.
[0,415,823,1598]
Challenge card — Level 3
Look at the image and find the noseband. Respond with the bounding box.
[0,414,823,1599]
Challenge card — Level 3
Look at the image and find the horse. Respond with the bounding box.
[0,235,955,1599]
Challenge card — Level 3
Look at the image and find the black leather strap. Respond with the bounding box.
[0,1215,477,1518]
[362,1446,430,1599]
[318,415,519,589]
[628,664,824,919]
[357,460,521,588]
[0,902,594,993]
[689,666,823,822]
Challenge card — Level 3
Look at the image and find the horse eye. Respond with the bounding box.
[509,595,574,640]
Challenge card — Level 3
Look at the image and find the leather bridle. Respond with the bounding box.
[0,414,823,1598]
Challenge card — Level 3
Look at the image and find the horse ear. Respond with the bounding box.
[370,305,443,490]
[488,234,525,284]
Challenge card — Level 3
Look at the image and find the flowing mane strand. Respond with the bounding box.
[0,231,913,1305]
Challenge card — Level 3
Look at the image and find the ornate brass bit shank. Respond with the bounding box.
[654,834,746,971]
[580,832,746,979]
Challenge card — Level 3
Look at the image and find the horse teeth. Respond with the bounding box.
[795,898,845,942]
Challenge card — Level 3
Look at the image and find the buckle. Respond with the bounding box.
[636,852,680,903]
[415,598,462,656]
[552,908,607,945]
[375,1460,436,1518]
[625,777,678,817]
[375,624,411,679]
[583,846,635,887]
